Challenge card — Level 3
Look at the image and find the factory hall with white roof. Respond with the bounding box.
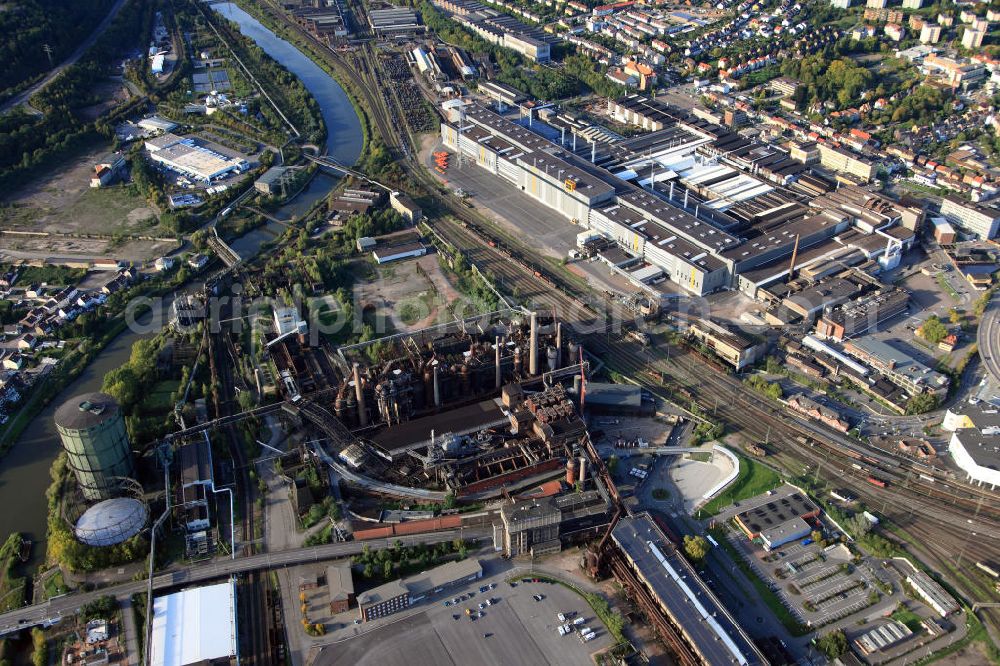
[440,93,920,300]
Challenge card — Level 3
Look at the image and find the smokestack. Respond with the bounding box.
[669,181,674,200]
[353,363,367,427]
[555,322,562,370]
[591,141,596,163]
[573,133,577,152]
[433,363,441,407]
[529,312,539,376]
[789,233,800,279]
[495,336,502,389]
[578,456,587,484]
[683,189,689,209]
[561,126,566,146]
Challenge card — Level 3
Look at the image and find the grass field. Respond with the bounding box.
[0,533,26,612]
[699,453,781,516]
[144,379,182,411]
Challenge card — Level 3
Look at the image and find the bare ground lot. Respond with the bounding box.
[0,140,178,262]
[354,253,492,332]
[0,140,160,236]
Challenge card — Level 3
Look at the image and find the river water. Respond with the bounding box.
[214,2,364,257]
[0,3,364,567]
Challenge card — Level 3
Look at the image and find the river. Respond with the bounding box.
[0,301,172,569]
[214,2,364,258]
[0,4,364,568]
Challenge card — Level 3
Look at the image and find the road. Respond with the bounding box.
[0,0,131,114]
[0,528,488,638]
[977,291,1000,386]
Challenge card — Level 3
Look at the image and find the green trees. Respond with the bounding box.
[905,392,939,415]
[780,55,873,109]
[80,595,117,620]
[30,628,46,666]
[918,314,948,344]
[0,0,116,100]
[815,629,847,659]
[745,374,782,401]
[683,535,710,563]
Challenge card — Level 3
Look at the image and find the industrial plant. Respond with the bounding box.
[55,392,148,548]
[269,307,601,497]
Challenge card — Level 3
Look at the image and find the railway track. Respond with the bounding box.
[209,276,270,665]
[224,0,1000,638]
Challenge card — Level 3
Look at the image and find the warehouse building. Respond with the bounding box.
[734,492,820,550]
[814,288,909,341]
[372,240,428,264]
[368,6,422,36]
[150,581,238,666]
[145,134,249,183]
[478,80,527,107]
[685,318,767,370]
[327,562,355,613]
[943,402,1000,489]
[442,98,919,299]
[459,15,555,62]
[497,491,611,557]
[357,559,483,621]
[816,144,878,182]
[844,337,950,396]
[906,569,959,617]
[612,514,766,665]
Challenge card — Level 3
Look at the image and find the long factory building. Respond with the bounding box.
[612,513,766,665]
[441,96,920,298]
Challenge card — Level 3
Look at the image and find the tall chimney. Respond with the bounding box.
[788,233,800,280]
[561,126,566,146]
[591,141,596,163]
[683,189,689,209]
[433,363,441,407]
[578,456,587,484]
[495,336,502,389]
[669,181,674,200]
[555,322,562,370]
[353,363,367,427]
[573,133,577,152]
[529,312,539,376]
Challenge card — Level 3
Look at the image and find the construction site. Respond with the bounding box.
[267,307,596,497]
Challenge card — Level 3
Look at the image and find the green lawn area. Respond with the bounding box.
[2,264,87,286]
[42,570,68,600]
[0,534,27,612]
[698,453,781,517]
[891,607,924,633]
[144,379,181,411]
[936,274,960,300]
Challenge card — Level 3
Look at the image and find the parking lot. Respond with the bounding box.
[314,567,612,666]
[722,522,898,630]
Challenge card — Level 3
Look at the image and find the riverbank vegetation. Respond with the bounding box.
[0,534,27,613]
[45,453,148,572]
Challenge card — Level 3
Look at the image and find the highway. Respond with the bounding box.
[977,291,1000,386]
[0,528,486,638]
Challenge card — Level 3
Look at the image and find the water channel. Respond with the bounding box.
[0,3,363,567]
[215,2,364,257]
